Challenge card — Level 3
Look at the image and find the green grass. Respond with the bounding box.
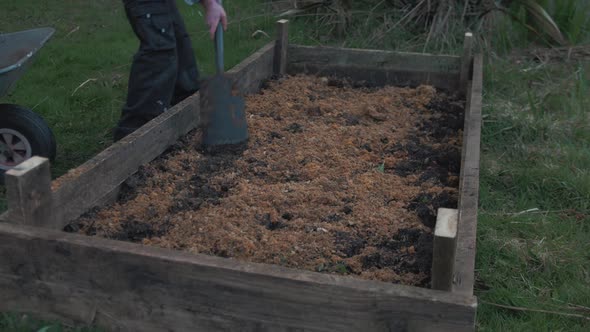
[475,56,590,331]
[2,0,590,330]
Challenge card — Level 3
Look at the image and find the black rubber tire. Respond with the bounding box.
[0,104,56,184]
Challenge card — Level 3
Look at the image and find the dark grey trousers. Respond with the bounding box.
[115,0,200,140]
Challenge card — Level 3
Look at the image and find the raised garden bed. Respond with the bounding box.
[69,75,464,288]
[0,21,482,332]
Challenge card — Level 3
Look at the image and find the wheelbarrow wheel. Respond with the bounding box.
[0,104,56,184]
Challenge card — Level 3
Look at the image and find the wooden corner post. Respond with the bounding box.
[460,32,473,96]
[5,156,55,228]
[273,19,289,76]
[432,208,459,291]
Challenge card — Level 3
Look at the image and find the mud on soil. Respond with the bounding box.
[68,75,464,287]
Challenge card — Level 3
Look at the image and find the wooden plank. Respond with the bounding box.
[289,45,462,73]
[273,19,289,76]
[45,43,277,229]
[432,208,458,291]
[291,64,460,91]
[50,94,200,229]
[460,33,474,96]
[227,41,275,95]
[0,222,477,332]
[287,45,461,90]
[453,54,483,296]
[4,157,54,228]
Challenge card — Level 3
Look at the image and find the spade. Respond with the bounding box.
[201,0,248,148]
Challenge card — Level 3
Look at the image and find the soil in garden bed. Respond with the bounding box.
[68,75,464,287]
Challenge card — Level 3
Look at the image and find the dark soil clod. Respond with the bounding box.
[322,214,344,223]
[407,191,458,228]
[361,143,372,152]
[113,218,171,242]
[327,78,346,88]
[342,206,353,215]
[335,231,366,258]
[361,228,433,286]
[285,122,303,133]
[343,113,360,126]
[269,131,283,140]
[257,213,287,231]
[424,95,465,140]
[305,106,322,117]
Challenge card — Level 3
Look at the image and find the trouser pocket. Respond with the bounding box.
[125,0,175,51]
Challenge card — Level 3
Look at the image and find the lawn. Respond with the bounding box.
[476,55,590,331]
[1,0,589,331]
[0,0,276,212]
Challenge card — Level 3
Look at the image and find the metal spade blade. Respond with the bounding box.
[201,0,248,148]
[201,74,248,146]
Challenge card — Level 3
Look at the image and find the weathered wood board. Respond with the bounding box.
[432,208,458,291]
[226,41,275,95]
[287,45,462,90]
[453,54,483,296]
[4,157,53,227]
[0,222,477,332]
[50,94,200,228]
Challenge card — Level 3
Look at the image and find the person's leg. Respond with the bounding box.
[169,0,200,106]
[115,0,179,141]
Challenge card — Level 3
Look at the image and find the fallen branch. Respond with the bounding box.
[481,300,590,321]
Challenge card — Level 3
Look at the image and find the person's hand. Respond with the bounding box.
[201,0,228,39]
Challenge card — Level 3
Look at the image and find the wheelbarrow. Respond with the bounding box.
[0,27,57,183]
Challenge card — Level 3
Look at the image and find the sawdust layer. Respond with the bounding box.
[71,75,464,287]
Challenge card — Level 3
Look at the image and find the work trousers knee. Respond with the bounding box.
[116,0,199,139]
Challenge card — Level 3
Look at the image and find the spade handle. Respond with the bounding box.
[214,0,224,75]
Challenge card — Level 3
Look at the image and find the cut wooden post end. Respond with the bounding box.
[460,32,474,96]
[5,156,54,228]
[432,208,458,291]
[273,19,289,76]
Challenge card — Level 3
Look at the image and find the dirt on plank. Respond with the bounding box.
[68,75,464,287]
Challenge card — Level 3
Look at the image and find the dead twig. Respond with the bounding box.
[552,299,590,313]
[481,300,590,321]
[484,208,589,217]
[71,78,97,96]
[65,26,80,38]
[31,96,49,111]
[251,30,270,38]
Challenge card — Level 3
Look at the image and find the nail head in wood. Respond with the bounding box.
[432,208,458,291]
[5,156,54,228]
[274,19,289,76]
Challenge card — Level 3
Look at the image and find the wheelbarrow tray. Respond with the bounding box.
[0,27,55,97]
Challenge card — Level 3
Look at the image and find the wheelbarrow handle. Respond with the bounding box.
[214,0,224,75]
